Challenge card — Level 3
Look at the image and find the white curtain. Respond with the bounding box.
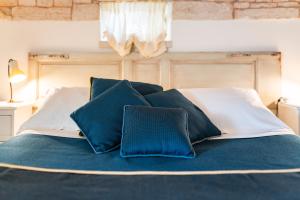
[100,1,172,58]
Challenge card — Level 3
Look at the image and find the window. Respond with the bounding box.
[99,1,172,57]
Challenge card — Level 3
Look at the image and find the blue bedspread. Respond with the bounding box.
[1,133,300,200]
[1,133,300,171]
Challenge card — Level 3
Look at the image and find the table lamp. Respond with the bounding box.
[8,59,26,103]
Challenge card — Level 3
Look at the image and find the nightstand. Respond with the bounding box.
[278,102,300,135]
[0,102,33,141]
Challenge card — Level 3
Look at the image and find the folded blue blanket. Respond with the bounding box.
[0,133,300,171]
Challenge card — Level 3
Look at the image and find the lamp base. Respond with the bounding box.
[8,99,23,104]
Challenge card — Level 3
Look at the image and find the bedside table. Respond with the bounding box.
[278,102,300,135]
[0,102,33,141]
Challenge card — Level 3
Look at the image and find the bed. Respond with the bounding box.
[1,52,300,200]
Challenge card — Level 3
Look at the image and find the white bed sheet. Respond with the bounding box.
[18,128,294,141]
[179,88,295,140]
[209,130,294,140]
[18,129,83,139]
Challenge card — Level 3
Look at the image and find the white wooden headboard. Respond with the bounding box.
[28,52,281,113]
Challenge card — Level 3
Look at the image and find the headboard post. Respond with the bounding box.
[159,58,171,90]
[122,59,133,80]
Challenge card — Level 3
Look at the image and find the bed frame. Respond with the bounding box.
[28,52,281,113]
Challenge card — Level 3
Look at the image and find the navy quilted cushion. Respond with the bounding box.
[71,80,150,154]
[121,105,195,158]
[145,89,221,144]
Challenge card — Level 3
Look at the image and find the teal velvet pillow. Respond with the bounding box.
[90,77,163,99]
[71,80,150,154]
[145,89,221,144]
[120,106,195,158]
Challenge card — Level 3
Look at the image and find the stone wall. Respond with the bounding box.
[0,0,299,20]
[174,1,300,20]
[0,0,99,20]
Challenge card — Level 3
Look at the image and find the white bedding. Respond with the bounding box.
[19,129,83,139]
[18,87,294,140]
[179,88,294,139]
[210,130,293,140]
[19,87,89,133]
[18,128,293,141]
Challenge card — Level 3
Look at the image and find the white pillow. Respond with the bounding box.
[20,87,89,133]
[179,88,294,139]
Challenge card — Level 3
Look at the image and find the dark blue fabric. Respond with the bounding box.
[1,134,300,200]
[145,89,221,144]
[70,80,150,154]
[1,167,300,200]
[1,134,300,171]
[90,77,163,98]
[121,106,195,158]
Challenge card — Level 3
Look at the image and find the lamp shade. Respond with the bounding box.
[8,59,26,84]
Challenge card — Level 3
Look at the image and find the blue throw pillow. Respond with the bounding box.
[145,89,221,144]
[121,105,195,158]
[90,77,163,99]
[71,80,150,154]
